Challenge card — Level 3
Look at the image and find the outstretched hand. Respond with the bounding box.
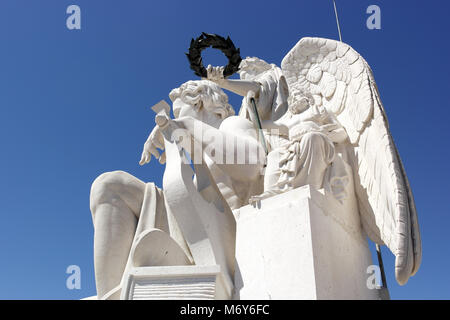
[139,126,166,165]
[206,64,225,82]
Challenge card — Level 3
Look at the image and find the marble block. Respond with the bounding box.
[121,265,226,300]
[233,185,382,300]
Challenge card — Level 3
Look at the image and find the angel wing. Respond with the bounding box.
[281,37,421,285]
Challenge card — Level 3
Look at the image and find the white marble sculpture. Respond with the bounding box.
[89,37,421,300]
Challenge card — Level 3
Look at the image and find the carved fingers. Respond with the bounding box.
[206,64,225,82]
[139,126,165,166]
[139,142,158,166]
[158,151,166,164]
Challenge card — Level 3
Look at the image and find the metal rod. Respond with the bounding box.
[332,0,388,295]
[375,244,388,288]
[332,0,343,42]
[250,97,268,155]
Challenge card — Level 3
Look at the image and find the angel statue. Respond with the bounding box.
[203,37,421,286]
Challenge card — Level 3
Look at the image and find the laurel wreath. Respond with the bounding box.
[186,33,242,78]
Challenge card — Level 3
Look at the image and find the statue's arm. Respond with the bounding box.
[139,125,166,165]
[160,115,265,182]
[213,78,261,98]
[205,65,261,97]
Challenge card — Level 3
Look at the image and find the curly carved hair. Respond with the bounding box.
[169,80,234,119]
[238,56,277,80]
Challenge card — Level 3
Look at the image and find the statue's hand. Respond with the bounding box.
[321,123,340,132]
[139,126,166,165]
[206,64,225,82]
[321,123,348,144]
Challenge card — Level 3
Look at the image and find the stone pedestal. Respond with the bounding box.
[233,185,382,300]
[121,265,226,300]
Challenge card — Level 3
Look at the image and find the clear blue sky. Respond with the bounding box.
[0,0,449,300]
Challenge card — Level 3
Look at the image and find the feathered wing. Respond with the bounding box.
[281,37,421,285]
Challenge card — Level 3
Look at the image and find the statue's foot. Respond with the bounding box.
[248,195,263,205]
[131,228,192,267]
[248,190,282,205]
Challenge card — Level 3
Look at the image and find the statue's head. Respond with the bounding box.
[169,80,235,121]
[238,57,276,80]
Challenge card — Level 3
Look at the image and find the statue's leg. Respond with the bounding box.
[249,149,284,203]
[292,132,335,189]
[90,170,145,299]
[264,149,283,191]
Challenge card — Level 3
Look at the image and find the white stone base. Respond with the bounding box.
[233,185,382,300]
[121,265,226,300]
